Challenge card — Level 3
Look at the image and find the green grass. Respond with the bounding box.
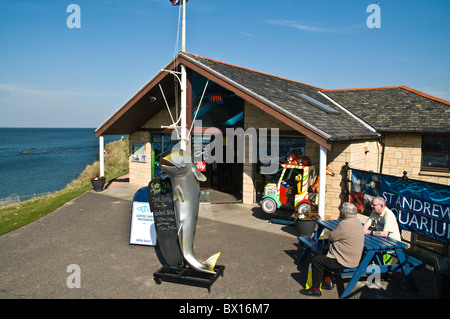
[0,137,129,236]
[0,186,90,235]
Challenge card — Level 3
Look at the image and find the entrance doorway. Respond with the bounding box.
[200,162,243,201]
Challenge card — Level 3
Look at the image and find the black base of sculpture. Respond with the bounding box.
[153,265,225,292]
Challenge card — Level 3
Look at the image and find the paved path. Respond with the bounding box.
[0,184,435,301]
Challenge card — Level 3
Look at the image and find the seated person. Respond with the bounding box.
[364,197,401,241]
[300,202,364,297]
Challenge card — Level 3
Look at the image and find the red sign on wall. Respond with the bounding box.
[208,94,223,104]
[196,161,206,172]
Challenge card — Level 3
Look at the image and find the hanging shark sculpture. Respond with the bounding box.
[160,150,221,274]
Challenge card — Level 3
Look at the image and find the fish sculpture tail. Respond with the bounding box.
[202,252,221,273]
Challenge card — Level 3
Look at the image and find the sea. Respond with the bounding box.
[0,128,124,202]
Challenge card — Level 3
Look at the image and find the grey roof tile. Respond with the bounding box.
[323,87,450,133]
[185,53,380,141]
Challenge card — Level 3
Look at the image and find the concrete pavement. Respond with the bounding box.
[0,183,435,300]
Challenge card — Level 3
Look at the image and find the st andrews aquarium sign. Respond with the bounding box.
[350,170,450,244]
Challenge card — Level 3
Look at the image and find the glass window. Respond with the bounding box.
[151,133,178,160]
[191,71,244,128]
[422,135,450,172]
[288,89,339,114]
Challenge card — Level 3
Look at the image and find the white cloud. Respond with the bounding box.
[0,83,115,102]
[0,84,81,101]
[238,31,254,37]
[265,20,366,34]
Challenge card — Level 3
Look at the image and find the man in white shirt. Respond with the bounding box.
[364,197,401,241]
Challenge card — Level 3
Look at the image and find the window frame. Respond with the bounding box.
[421,135,450,173]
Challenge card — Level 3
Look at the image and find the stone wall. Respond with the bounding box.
[128,131,152,186]
[382,134,449,185]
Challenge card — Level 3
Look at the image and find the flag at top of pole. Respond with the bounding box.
[171,0,188,5]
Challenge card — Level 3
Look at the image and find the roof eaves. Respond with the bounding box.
[399,86,450,105]
[378,129,450,134]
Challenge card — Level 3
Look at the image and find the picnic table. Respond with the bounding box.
[297,219,423,299]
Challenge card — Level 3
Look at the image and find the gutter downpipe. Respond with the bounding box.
[379,136,385,174]
[319,145,327,220]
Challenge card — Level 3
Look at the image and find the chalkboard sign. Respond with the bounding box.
[148,177,183,267]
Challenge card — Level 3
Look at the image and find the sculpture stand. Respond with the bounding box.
[153,265,225,293]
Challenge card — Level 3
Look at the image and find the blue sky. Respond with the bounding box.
[0,0,449,128]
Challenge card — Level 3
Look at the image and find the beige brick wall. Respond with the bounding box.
[130,104,179,187]
[242,102,293,204]
[128,131,152,186]
[244,102,292,130]
[242,163,254,204]
[382,135,450,185]
[142,105,177,129]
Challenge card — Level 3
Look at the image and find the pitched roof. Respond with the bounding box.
[323,86,450,134]
[184,53,380,144]
[96,52,449,146]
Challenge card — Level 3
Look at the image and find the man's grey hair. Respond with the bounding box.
[341,202,358,218]
[372,196,386,207]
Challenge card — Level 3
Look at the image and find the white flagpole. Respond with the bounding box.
[182,0,186,52]
[180,0,187,151]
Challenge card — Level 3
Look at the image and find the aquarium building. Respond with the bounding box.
[95,52,450,220]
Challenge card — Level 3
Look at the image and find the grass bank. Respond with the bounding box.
[0,137,129,236]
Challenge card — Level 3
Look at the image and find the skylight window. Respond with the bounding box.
[288,89,340,114]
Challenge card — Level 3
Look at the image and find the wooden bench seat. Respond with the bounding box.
[296,236,324,264]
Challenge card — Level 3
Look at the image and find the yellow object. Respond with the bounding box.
[305,263,322,291]
[202,252,221,272]
[295,174,302,193]
[364,142,369,154]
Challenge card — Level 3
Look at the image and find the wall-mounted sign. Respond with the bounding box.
[196,161,206,172]
[208,94,223,104]
[131,144,147,162]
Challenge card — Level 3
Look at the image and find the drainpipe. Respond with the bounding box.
[99,136,105,177]
[379,136,385,174]
[319,145,327,220]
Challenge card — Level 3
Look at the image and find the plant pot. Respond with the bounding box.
[91,178,106,192]
[295,219,317,237]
